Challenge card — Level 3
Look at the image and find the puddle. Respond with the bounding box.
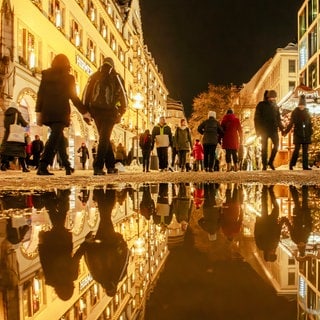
[0,183,316,319]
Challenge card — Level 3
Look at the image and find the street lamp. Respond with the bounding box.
[133,93,144,165]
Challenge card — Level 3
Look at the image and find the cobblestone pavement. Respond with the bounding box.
[1,167,320,189]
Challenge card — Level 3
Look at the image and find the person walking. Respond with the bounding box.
[174,119,192,172]
[91,140,98,164]
[82,57,127,175]
[0,101,29,172]
[115,142,127,165]
[192,139,204,171]
[197,111,224,172]
[283,95,313,170]
[31,134,44,169]
[139,129,153,172]
[220,109,243,172]
[35,54,91,175]
[254,90,284,170]
[151,116,173,172]
[77,142,90,169]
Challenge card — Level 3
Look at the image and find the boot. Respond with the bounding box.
[19,158,30,172]
[37,162,54,175]
[227,163,231,172]
[234,163,239,172]
[66,167,74,175]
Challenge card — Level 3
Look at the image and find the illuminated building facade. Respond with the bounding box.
[0,0,168,168]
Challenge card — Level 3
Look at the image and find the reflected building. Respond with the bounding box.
[0,184,169,320]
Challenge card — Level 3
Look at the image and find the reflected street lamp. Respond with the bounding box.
[133,93,144,165]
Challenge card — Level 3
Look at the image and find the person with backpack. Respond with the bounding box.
[82,57,127,175]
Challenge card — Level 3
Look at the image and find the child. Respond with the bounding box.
[192,139,204,171]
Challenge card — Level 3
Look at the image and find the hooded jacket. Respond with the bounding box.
[36,68,87,126]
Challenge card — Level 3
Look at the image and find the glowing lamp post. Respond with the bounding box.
[133,93,144,165]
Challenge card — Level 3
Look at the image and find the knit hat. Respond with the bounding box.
[227,109,233,114]
[266,90,277,98]
[298,95,306,106]
[208,111,216,118]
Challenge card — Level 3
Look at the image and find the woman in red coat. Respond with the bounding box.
[221,109,243,171]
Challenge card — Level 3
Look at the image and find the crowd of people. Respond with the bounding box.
[0,53,313,174]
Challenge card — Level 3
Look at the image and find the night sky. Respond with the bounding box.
[140,0,302,116]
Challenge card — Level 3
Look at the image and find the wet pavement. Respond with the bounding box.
[0,180,318,319]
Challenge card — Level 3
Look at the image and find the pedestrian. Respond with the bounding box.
[171,125,178,170]
[31,134,44,169]
[35,54,91,175]
[91,140,98,163]
[174,119,192,172]
[25,133,32,168]
[220,109,243,172]
[151,116,173,172]
[197,111,224,172]
[0,101,29,172]
[77,142,90,169]
[115,142,127,165]
[192,138,204,171]
[254,90,284,170]
[139,129,153,172]
[82,57,127,175]
[283,95,313,170]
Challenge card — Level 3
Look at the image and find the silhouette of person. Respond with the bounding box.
[153,183,173,227]
[198,183,222,241]
[38,190,82,300]
[139,183,155,220]
[172,183,192,230]
[80,187,129,296]
[221,184,243,241]
[254,185,286,262]
[285,185,313,260]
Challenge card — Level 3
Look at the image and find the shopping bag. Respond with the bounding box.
[7,113,25,143]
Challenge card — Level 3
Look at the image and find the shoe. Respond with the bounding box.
[66,167,74,175]
[22,168,30,172]
[268,162,275,170]
[303,167,312,170]
[37,168,54,175]
[107,168,118,174]
[289,165,293,170]
[1,164,7,171]
[262,165,267,171]
[94,170,106,176]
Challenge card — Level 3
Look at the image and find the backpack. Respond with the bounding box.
[83,71,116,110]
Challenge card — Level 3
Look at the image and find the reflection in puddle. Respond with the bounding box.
[0,183,319,318]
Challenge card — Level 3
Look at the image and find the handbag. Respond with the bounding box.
[7,112,25,143]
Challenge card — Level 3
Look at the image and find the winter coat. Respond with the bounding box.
[254,100,284,136]
[0,106,28,158]
[174,127,192,151]
[82,64,127,123]
[77,145,90,163]
[31,139,44,156]
[284,107,313,144]
[115,144,127,161]
[197,117,224,145]
[221,113,242,150]
[139,132,153,151]
[192,141,204,160]
[151,123,173,148]
[35,68,87,127]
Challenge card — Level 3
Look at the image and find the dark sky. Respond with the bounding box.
[140,0,302,116]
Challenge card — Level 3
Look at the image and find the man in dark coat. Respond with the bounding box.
[35,54,91,175]
[254,90,284,170]
[283,95,313,170]
[31,134,44,169]
[197,111,224,172]
[82,57,127,175]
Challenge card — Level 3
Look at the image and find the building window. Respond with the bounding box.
[288,81,296,91]
[299,7,307,39]
[308,0,317,26]
[110,34,117,52]
[48,0,64,30]
[17,27,41,70]
[71,19,82,48]
[87,39,96,64]
[88,1,97,25]
[308,60,317,88]
[100,18,108,40]
[299,38,307,69]
[288,60,296,73]
[119,47,124,63]
[128,58,133,73]
[308,26,317,58]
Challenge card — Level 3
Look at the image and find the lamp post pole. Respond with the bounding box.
[133,93,144,166]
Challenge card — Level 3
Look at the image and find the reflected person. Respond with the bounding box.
[254,185,285,262]
[38,190,82,300]
[81,187,129,296]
